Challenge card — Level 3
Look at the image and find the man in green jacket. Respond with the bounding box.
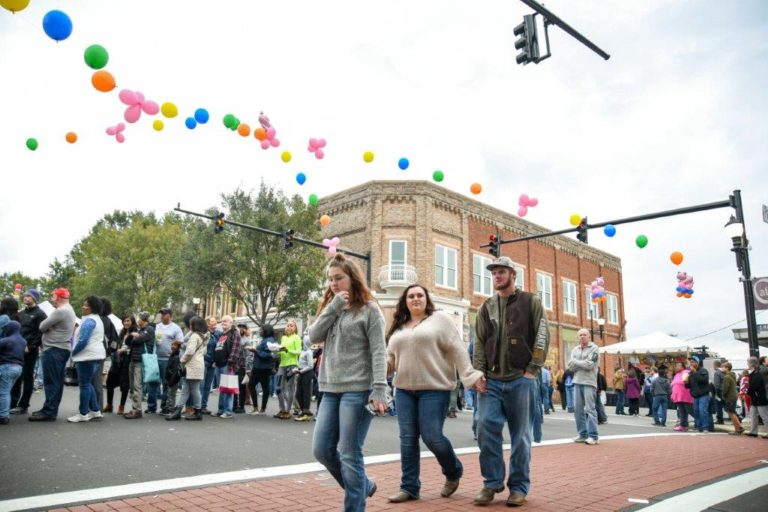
[473,257,549,507]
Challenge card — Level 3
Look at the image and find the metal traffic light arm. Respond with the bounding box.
[518,0,610,61]
[174,204,371,261]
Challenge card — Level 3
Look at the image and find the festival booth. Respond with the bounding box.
[599,331,700,370]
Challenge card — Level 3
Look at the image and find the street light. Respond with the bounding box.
[192,297,201,314]
[725,194,760,358]
[597,318,605,341]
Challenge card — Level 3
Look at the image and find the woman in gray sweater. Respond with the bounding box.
[309,254,389,512]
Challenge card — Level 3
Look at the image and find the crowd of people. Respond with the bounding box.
[2,253,768,511]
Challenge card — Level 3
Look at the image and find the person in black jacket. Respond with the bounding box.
[95,299,119,411]
[105,315,135,414]
[746,357,768,438]
[124,312,155,419]
[685,355,714,433]
[595,369,608,424]
[10,289,47,415]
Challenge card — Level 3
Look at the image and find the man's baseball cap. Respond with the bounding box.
[52,288,70,299]
[486,256,517,271]
[24,289,41,302]
[688,355,702,364]
[158,307,173,315]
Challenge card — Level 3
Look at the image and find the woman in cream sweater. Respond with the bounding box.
[386,284,485,503]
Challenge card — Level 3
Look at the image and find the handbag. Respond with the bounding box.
[142,340,161,384]
[219,372,240,395]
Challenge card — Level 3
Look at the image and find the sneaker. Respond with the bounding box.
[294,414,311,422]
[210,411,221,417]
[123,410,142,419]
[219,413,233,419]
[67,413,92,423]
[573,436,588,443]
[87,411,104,421]
[250,409,262,415]
[200,408,211,415]
[9,407,27,415]
[28,413,56,422]
[673,425,684,432]
[585,438,599,445]
[143,409,156,414]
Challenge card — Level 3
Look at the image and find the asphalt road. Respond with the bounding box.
[0,387,660,500]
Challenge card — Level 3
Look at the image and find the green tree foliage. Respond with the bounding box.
[0,271,41,298]
[68,211,188,315]
[182,183,325,327]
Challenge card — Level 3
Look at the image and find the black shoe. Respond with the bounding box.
[165,407,183,421]
[233,408,245,414]
[144,409,156,414]
[184,409,203,421]
[10,407,27,415]
[367,480,377,498]
[0,417,9,425]
[200,408,210,415]
[28,414,56,422]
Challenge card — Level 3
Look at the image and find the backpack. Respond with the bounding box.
[166,354,183,387]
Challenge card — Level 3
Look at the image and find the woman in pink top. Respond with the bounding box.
[670,361,694,432]
[625,369,641,416]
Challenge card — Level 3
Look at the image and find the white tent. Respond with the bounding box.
[599,331,696,355]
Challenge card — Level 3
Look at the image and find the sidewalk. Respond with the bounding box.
[44,434,768,512]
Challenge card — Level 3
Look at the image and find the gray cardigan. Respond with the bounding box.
[567,342,600,388]
[308,294,389,403]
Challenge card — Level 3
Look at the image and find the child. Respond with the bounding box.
[651,365,671,426]
[294,336,315,422]
[164,340,183,416]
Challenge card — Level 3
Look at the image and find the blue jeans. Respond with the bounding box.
[654,396,668,425]
[395,389,462,497]
[573,384,598,440]
[478,377,536,495]
[0,364,23,418]
[565,386,574,412]
[200,364,216,409]
[217,367,235,414]
[75,361,101,415]
[312,391,375,512]
[147,359,168,412]
[41,347,70,417]
[615,390,626,415]
[693,395,714,432]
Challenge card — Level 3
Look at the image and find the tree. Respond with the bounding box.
[181,183,325,327]
[68,211,188,314]
[0,271,41,298]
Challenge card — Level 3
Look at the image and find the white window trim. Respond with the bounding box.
[435,244,458,290]
[607,293,619,325]
[536,271,553,311]
[472,254,493,297]
[514,265,526,291]
[585,286,598,320]
[562,279,578,317]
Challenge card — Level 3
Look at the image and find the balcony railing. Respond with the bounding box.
[378,264,418,290]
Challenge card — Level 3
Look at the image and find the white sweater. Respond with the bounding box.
[387,311,482,391]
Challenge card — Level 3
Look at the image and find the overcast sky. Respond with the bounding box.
[1,0,766,344]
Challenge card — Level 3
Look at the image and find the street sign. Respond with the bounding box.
[755,277,768,310]
[763,204,768,224]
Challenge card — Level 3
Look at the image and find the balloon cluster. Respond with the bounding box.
[517,194,538,217]
[308,138,326,159]
[13,283,22,298]
[676,272,694,298]
[119,89,159,123]
[106,122,126,143]
[255,127,280,149]
[322,237,340,255]
[590,277,607,303]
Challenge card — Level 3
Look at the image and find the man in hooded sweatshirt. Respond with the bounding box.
[10,289,47,415]
[0,321,27,424]
[568,328,600,445]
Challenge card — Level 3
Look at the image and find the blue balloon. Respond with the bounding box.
[194,108,209,124]
[296,172,307,185]
[42,10,73,42]
[398,157,409,170]
[603,224,616,237]
[185,117,197,129]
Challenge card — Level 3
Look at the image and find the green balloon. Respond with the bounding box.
[84,44,109,70]
[223,114,235,129]
[636,235,648,248]
[308,193,319,207]
[232,117,240,130]
[26,138,38,151]
[432,170,444,182]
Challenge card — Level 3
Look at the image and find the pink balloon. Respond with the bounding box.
[329,246,337,255]
[267,127,276,137]
[309,138,318,147]
[315,149,324,159]
[119,89,137,105]
[124,104,141,123]
[318,138,326,147]
[260,140,270,150]
[519,193,529,204]
[142,100,159,115]
[518,206,528,217]
[331,237,340,245]
[271,138,280,147]
[528,198,538,207]
[116,133,125,143]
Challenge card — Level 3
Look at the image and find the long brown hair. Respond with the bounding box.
[317,253,374,315]
[386,284,435,342]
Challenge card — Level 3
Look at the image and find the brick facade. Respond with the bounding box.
[319,181,626,378]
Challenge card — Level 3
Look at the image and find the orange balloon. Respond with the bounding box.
[65,132,77,144]
[254,127,267,141]
[91,70,116,92]
[238,123,251,137]
[320,214,331,227]
[470,183,482,195]
[670,251,683,265]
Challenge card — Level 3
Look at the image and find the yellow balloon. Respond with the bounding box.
[281,151,292,163]
[363,151,374,163]
[0,0,30,13]
[153,120,164,131]
[160,102,178,118]
[569,214,582,226]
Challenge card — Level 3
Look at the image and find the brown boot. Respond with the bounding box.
[117,406,125,415]
[183,407,194,416]
[441,478,460,497]
[102,404,113,413]
[474,486,504,506]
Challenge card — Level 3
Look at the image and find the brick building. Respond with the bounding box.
[318,180,626,376]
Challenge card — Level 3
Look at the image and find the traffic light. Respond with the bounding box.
[283,229,295,249]
[489,234,501,258]
[513,14,539,65]
[576,217,588,244]
[214,212,225,233]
